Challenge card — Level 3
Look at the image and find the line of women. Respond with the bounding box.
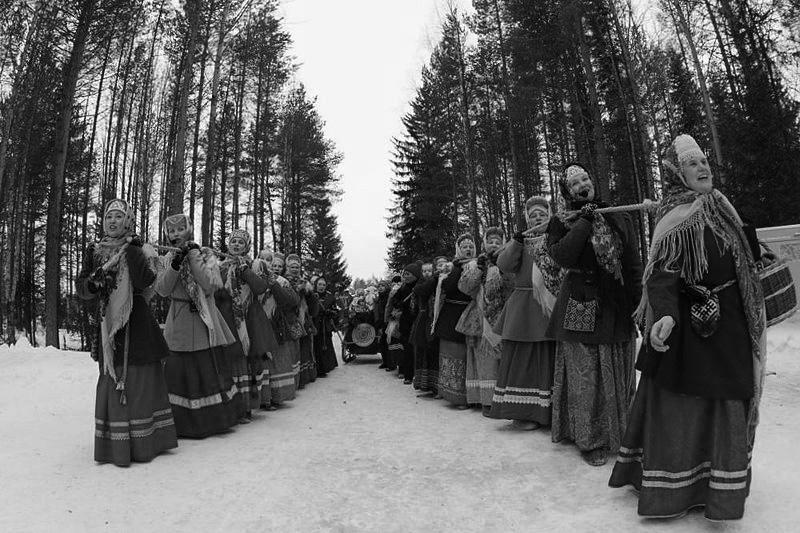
[387,134,769,522]
[77,204,339,467]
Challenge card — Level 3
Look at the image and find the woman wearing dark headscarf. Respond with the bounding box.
[386,264,420,384]
[77,199,177,465]
[313,276,340,377]
[546,164,643,466]
[411,256,447,394]
[609,135,766,521]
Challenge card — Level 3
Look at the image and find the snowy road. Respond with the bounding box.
[1,325,800,532]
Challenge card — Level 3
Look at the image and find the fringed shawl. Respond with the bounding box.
[220,256,253,355]
[637,145,766,448]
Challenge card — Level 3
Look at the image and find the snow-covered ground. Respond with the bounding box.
[1,318,799,532]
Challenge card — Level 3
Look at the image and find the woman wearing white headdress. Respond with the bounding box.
[77,199,177,465]
[156,213,238,438]
[609,135,766,521]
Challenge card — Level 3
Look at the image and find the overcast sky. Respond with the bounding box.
[280,0,473,281]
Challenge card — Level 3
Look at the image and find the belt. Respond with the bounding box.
[566,268,596,275]
[444,299,469,305]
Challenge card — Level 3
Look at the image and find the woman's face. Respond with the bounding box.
[271,257,285,275]
[401,270,417,284]
[167,222,189,246]
[421,264,433,279]
[228,236,247,256]
[681,154,713,193]
[286,261,302,279]
[526,206,550,229]
[567,172,595,201]
[484,235,503,254]
[458,239,476,259]
[435,258,447,273]
[103,210,126,238]
[316,279,327,293]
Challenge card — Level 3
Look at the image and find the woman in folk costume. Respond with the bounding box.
[253,251,302,405]
[77,199,177,466]
[155,213,238,438]
[609,135,767,521]
[215,229,276,422]
[411,258,444,394]
[545,164,643,466]
[285,254,320,387]
[457,228,511,413]
[489,198,561,429]
[433,235,477,409]
[313,276,340,377]
[386,264,421,384]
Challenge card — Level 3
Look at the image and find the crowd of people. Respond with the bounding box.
[77,208,341,464]
[78,133,769,522]
[359,134,769,522]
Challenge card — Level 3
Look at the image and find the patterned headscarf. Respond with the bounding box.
[228,228,252,255]
[95,199,137,401]
[164,213,194,242]
[557,165,624,282]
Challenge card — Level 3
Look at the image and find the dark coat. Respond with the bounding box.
[264,278,301,345]
[77,244,170,367]
[545,212,642,344]
[410,277,437,347]
[215,266,277,359]
[636,227,754,400]
[387,282,417,341]
[434,261,472,343]
[314,291,339,335]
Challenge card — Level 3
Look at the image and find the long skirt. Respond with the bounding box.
[413,339,439,392]
[266,341,299,404]
[489,340,555,424]
[224,341,251,417]
[95,362,178,466]
[164,347,238,438]
[248,355,267,410]
[609,377,752,521]
[438,339,467,406]
[314,331,338,375]
[298,335,317,387]
[465,335,499,406]
[399,342,414,381]
[551,340,635,452]
[387,338,404,374]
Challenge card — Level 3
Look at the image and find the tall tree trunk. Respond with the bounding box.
[190,1,214,223]
[201,0,231,245]
[492,0,522,226]
[671,0,725,183]
[168,0,201,216]
[575,13,610,199]
[451,12,480,243]
[44,0,96,347]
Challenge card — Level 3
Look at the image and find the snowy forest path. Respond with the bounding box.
[1,332,800,532]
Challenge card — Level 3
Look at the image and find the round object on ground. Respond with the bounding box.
[352,323,376,347]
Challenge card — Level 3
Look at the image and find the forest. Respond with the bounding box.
[388,0,800,269]
[0,0,349,347]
